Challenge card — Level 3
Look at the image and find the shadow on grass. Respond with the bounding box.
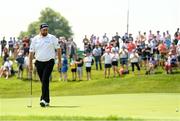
[154,71,163,74]
[172,71,180,74]
[48,105,80,108]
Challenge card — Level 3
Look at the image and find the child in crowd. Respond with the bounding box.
[76,55,83,81]
[61,54,68,81]
[70,57,77,81]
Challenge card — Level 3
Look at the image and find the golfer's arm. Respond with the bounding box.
[29,52,34,67]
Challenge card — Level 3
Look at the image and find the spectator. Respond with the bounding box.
[24,52,30,79]
[0,58,12,79]
[122,33,129,43]
[68,38,77,62]
[145,57,157,75]
[92,44,102,70]
[1,37,7,57]
[174,28,179,45]
[16,52,24,79]
[141,45,151,69]
[129,49,140,74]
[102,49,112,78]
[8,37,14,57]
[76,55,83,81]
[176,44,180,68]
[2,47,9,65]
[102,33,109,46]
[61,54,68,81]
[158,41,167,64]
[83,35,90,51]
[119,65,129,77]
[119,46,129,70]
[164,52,173,74]
[148,30,153,40]
[111,49,119,77]
[114,32,121,48]
[156,31,161,42]
[84,52,93,80]
[70,56,77,81]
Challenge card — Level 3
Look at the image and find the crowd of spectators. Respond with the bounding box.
[0,28,180,80]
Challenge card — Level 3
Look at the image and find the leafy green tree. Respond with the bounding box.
[19,7,73,39]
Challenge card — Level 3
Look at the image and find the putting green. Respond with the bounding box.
[1,93,180,120]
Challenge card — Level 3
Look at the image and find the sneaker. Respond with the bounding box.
[40,100,49,107]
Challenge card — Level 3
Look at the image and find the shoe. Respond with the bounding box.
[40,100,49,107]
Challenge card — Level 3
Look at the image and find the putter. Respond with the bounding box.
[27,72,32,108]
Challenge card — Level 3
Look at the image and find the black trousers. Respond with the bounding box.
[35,59,54,103]
[131,62,140,72]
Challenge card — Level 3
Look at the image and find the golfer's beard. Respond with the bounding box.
[42,33,48,37]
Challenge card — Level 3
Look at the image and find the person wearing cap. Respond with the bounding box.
[29,23,61,107]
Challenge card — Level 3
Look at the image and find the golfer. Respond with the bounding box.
[29,23,61,107]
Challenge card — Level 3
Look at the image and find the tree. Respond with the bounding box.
[19,7,73,39]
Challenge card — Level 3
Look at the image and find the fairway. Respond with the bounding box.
[1,93,180,121]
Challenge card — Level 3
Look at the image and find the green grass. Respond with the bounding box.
[1,115,144,121]
[1,58,180,121]
[0,67,180,98]
[1,94,180,121]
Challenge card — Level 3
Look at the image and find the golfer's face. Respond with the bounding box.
[41,28,48,36]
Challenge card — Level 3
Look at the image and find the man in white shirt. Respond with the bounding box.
[29,23,61,107]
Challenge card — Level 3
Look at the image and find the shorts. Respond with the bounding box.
[120,58,128,65]
[77,67,82,74]
[61,67,68,73]
[86,67,91,72]
[71,68,77,72]
[105,64,112,68]
[112,61,118,66]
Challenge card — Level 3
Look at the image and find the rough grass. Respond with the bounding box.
[1,115,143,121]
[0,61,180,98]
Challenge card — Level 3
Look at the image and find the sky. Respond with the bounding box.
[0,0,180,49]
